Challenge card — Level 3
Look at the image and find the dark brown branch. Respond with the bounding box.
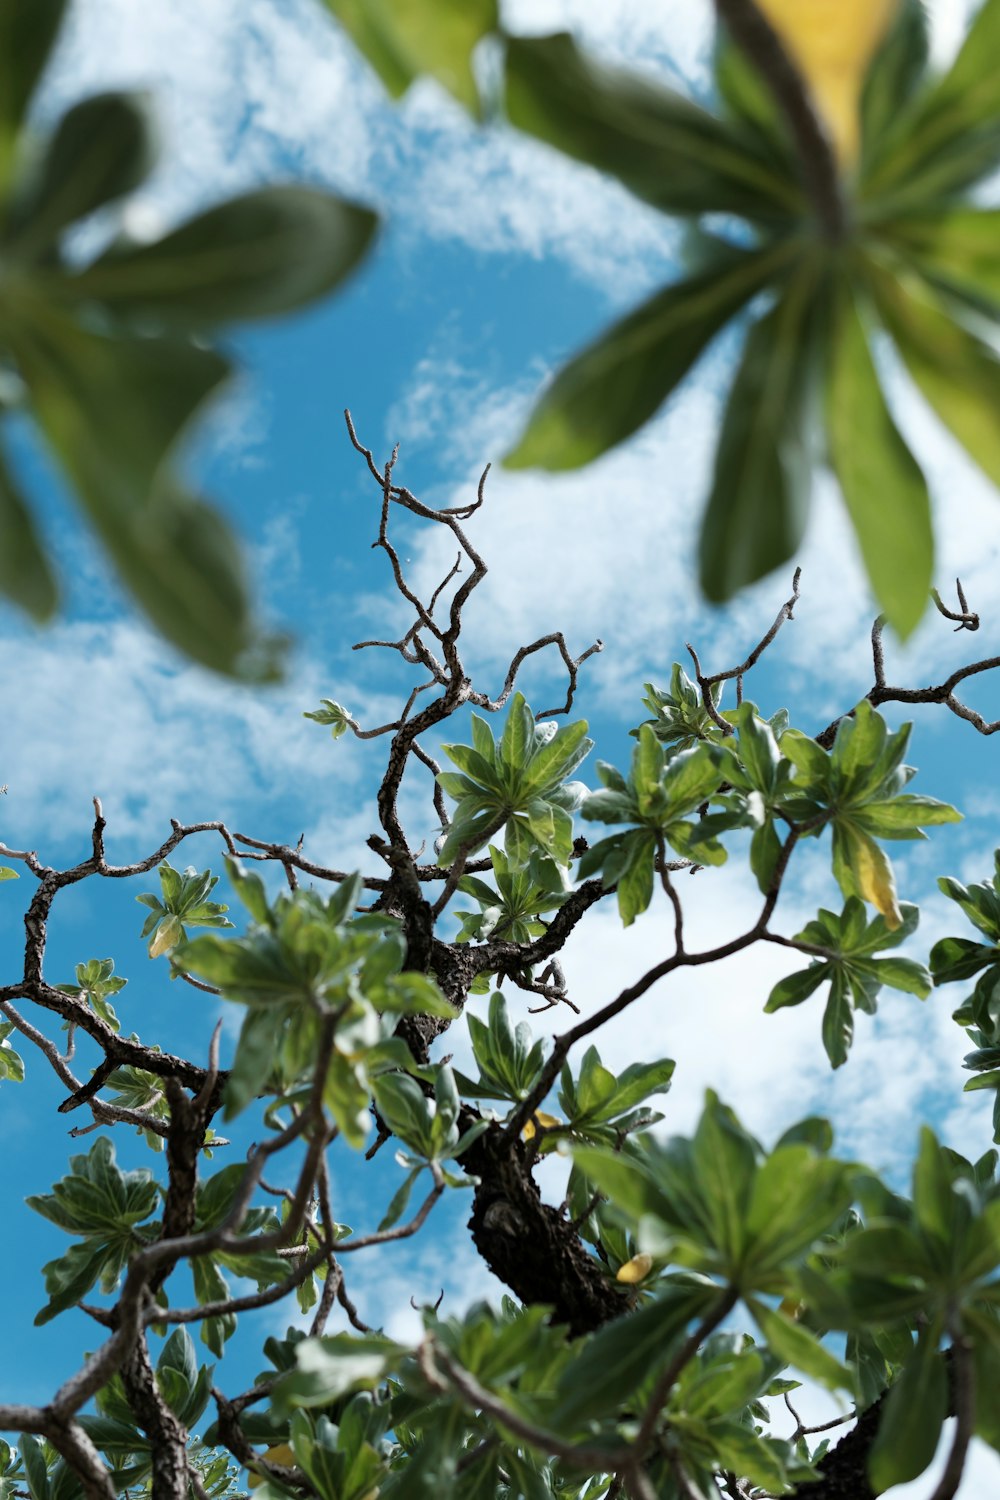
[686,569,801,733]
[818,584,1000,746]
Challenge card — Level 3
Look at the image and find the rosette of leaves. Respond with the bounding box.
[931,851,1000,1142]
[303,699,354,740]
[774,700,960,928]
[578,729,737,925]
[55,956,126,1031]
[25,1135,160,1324]
[436,693,593,866]
[136,861,233,959]
[574,1094,858,1395]
[638,662,790,752]
[453,843,569,992]
[454,993,674,1154]
[173,859,456,1139]
[455,844,569,944]
[765,897,931,1067]
[0,0,377,677]
[496,0,1000,637]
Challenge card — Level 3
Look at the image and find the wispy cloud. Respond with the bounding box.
[0,617,397,856]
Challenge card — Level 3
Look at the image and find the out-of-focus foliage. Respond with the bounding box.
[0,0,377,678]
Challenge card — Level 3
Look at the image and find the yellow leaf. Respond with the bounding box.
[148,913,183,958]
[754,0,899,164]
[849,828,903,930]
[521,1111,561,1141]
[616,1252,654,1284]
[248,1444,296,1489]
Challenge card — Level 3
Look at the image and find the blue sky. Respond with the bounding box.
[2,0,1000,1489]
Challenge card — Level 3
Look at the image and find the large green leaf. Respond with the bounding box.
[0,0,67,191]
[859,0,930,165]
[869,261,1000,489]
[887,208,1000,318]
[699,264,819,602]
[9,307,282,680]
[825,281,932,638]
[746,1299,853,1392]
[504,32,801,223]
[867,1331,948,1491]
[863,0,1000,206]
[321,0,496,115]
[67,187,378,329]
[550,1282,717,1428]
[0,438,56,619]
[271,1334,408,1413]
[3,93,155,260]
[505,242,783,471]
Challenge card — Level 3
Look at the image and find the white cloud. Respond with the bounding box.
[0,617,398,855]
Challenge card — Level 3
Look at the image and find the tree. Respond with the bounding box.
[5,3,1000,1499]
[3,413,1000,1500]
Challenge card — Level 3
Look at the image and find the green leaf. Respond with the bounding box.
[0,1028,24,1082]
[0,0,67,190]
[867,1332,947,1491]
[34,1237,118,1324]
[699,264,819,602]
[4,93,154,259]
[11,308,282,681]
[69,187,378,328]
[505,244,780,470]
[691,1092,757,1267]
[270,1333,407,1413]
[616,830,656,927]
[551,1282,717,1427]
[0,439,57,619]
[765,965,829,1013]
[571,1145,673,1227]
[745,1149,854,1273]
[321,0,497,115]
[825,281,932,638]
[869,262,1000,489]
[224,856,271,927]
[224,1007,287,1120]
[378,1166,423,1232]
[889,208,1000,317]
[912,1126,957,1245]
[504,32,801,222]
[372,1073,435,1158]
[747,1299,853,1392]
[18,1434,50,1500]
[866,0,1000,206]
[873,955,931,998]
[860,0,930,164]
[821,980,854,1070]
[596,1057,676,1120]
